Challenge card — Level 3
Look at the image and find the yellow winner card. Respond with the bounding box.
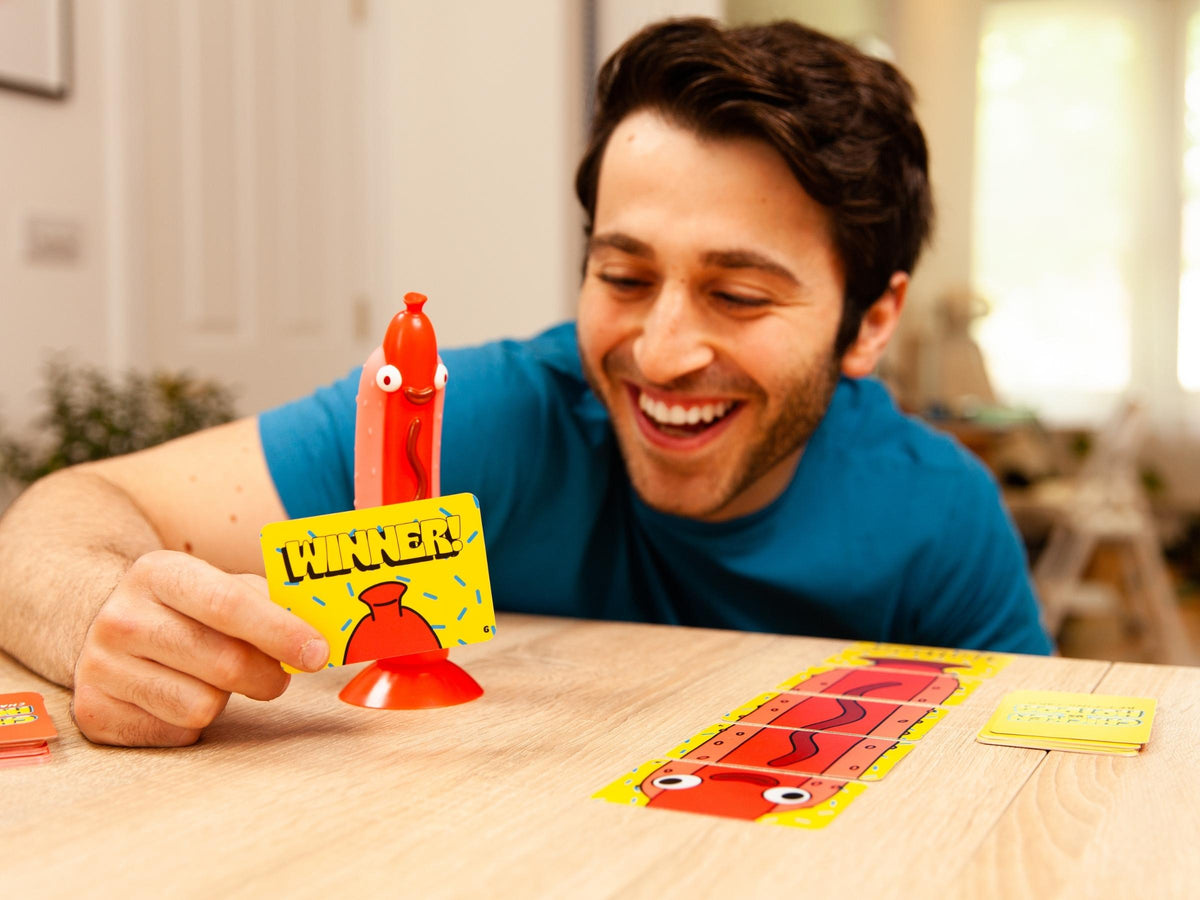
[260,493,495,668]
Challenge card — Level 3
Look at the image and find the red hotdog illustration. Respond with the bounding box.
[860,656,965,674]
[596,642,1005,828]
[731,691,943,741]
[342,581,441,665]
[824,642,1011,680]
[638,760,850,821]
[355,291,448,508]
[670,722,912,781]
[779,665,969,705]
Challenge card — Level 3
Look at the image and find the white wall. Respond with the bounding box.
[597,0,723,61]
[888,0,984,326]
[0,0,114,430]
[364,1,587,351]
[1,0,591,439]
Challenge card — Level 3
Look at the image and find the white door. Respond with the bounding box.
[120,0,371,415]
[112,0,586,417]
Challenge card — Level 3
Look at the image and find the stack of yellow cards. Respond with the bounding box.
[977,690,1156,756]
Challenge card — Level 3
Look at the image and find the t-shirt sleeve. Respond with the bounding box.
[258,370,359,519]
[906,463,1054,655]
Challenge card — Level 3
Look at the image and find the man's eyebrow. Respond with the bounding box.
[587,232,656,259]
[702,249,800,286]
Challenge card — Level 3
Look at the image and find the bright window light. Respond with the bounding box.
[973,2,1138,399]
[1180,12,1200,391]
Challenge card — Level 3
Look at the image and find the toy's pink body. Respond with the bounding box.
[353,346,388,509]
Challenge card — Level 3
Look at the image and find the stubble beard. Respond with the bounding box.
[580,342,842,520]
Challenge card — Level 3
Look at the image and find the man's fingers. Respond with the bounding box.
[132,551,329,671]
[108,601,291,701]
[70,551,315,747]
[72,681,203,748]
[80,649,231,732]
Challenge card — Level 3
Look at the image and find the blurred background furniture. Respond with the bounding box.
[888,287,1195,665]
[1006,402,1194,664]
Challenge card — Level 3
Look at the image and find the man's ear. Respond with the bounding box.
[840,272,908,378]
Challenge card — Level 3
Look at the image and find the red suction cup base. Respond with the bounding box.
[338,648,483,709]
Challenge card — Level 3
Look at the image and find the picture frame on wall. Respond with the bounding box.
[0,0,72,99]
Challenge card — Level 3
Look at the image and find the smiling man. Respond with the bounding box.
[0,19,1051,747]
[578,111,865,522]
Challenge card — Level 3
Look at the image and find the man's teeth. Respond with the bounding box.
[637,392,733,426]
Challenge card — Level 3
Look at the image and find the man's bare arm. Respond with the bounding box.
[0,417,329,745]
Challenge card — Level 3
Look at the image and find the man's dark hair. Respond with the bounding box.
[575,18,933,356]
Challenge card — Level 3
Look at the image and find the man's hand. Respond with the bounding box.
[72,549,329,747]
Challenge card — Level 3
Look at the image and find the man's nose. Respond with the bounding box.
[631,282,715,385]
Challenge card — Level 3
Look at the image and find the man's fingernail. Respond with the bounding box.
[300,639,329,670]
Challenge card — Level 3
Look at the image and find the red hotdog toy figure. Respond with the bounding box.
[338,292,485,709]
[353,292,448,508]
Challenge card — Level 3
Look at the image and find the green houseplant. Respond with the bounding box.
[0,361,236,486]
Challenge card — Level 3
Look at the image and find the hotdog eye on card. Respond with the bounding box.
[260,493,495,668]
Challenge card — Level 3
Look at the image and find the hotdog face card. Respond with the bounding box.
[593,759,867,829]
[260,493,495,668]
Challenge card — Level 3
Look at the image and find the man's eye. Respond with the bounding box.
[598,273,652,291]
[714,291,770,308]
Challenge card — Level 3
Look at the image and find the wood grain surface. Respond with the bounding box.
[951,661,1200,899]
[0,614,1189,898]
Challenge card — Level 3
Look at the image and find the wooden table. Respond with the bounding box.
[2,614,1197,898]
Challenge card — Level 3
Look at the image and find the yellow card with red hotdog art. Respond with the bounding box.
[665,721,915,781]
[821,641,1012,680]
[777,664,980,706]
[726,691,948,742]
[594,758,867,829]
[260,493,495,669]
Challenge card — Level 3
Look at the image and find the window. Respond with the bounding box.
[1181,10,1200,390]
[973,0,1197,424]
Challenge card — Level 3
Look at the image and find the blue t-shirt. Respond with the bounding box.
[259,322,1052,655]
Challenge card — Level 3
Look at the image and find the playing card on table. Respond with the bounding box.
[977,690,1155,755]
[0,692,57,767]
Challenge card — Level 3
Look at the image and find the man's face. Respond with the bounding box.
[577,110,847,522]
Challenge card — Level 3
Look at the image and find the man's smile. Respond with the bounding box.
[625,382,745,450]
